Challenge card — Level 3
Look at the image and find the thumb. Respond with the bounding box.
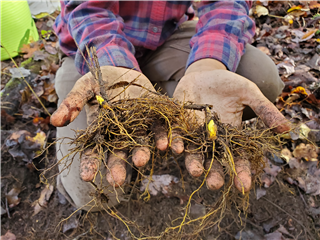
[51,73,98,127]
[246,86,291,133]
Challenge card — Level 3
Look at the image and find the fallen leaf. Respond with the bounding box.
[302,29,318,40]
[257,46,271,55]
[256,188,267,200]
[281,123,311,140]
[264,158,282,177]
[0,231,16,240]
[140,174,179,196]
[277,58,295,77]
[32,184,54,216]
[21,103,41,119]
[285,93,300,104]
[308,207,320,216]
[42,82,57,103]
[257,0,268,7]
[261,173,273,188]
[5,130,45,162]
[261,158,281,188]
[20,42,42,59]
[293,143,318,161]
[255,5,269,17]
[310,2,320,9]
[27,131,46,148]
[291,29,317,42]
[44,44,57,55]
[9,67,30,79]
[281,148,292,163]
[1,110,15,124]
[307,54,320,71]
[6,187,21,208]
[1,206,6,215]
[301,108,315,119]
[49,62,59,74]
[33,50,49,61]
[62,215,79,233]
[46,20,54,28]
[33,116,50,126]
[299,170,320,196]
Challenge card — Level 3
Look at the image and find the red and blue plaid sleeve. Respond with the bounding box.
[187,1,255,72]
[54,1,140,75]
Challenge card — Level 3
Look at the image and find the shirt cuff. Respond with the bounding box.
[96,44,141,73]
[186,32,244,72]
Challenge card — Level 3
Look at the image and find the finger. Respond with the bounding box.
[234,158,251,193]
[185,145,204,177]
[106,150,127,187]
[170,128,184,155]
[132,147,150,167]
[247,90,291,133]
[205,159,225,190]
[152,123,168,151]
[80,148,99,182]
[51,74,97,127]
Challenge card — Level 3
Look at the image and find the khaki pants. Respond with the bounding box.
[55,20,284,210]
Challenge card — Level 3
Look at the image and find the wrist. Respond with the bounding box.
[185,59,227,75]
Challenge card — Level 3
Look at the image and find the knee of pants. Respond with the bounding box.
[55,57,82,102]
[236,44,285,103]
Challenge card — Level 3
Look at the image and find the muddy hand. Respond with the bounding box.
[51,66,158,187]
[173,59,291,193]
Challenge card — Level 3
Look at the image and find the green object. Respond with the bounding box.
[1,0,39,61]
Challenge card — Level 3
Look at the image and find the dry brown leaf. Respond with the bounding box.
[32,184,54,216]
[257,46,271,55]
[1,110,15,124]
[20,42,43,59]
[6,187,21,208]
[281,148,292,163]
[256,0,268,7]
[293,143,318,161]
[0,231,16,240]
[42,82,57,103]
[309,1,320,9]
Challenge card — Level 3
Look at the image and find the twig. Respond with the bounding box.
[5,184,11,219]
[297,187,308,208]
[261,197,315,240]
[86,46,109,101]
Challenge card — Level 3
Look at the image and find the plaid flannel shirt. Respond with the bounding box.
[54,1,255,75]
